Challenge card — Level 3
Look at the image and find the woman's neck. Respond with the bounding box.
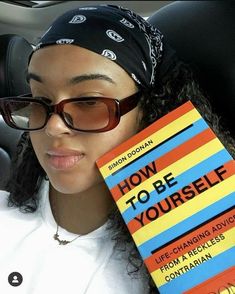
[49,182,115,235]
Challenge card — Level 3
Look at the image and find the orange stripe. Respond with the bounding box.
[111,127,215,201]
[156,127,215,171]
[183,266,235,294]
[127,160,235,234]
[144,207,235,273]
[97,101,194,167]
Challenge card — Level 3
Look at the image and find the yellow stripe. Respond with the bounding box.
[99,109,201,176]
[151,227,235,287]
[116,138,224,213]
[220,286,235,294]
[132,175,235,246]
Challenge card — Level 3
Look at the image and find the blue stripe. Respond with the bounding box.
[138,192,234,259]
[122,150,232,224]
[105,118,208,188]
[158,247,235,294]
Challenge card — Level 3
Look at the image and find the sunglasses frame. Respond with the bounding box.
[0,91,142,132]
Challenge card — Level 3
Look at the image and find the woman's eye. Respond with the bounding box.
[79,100,100,106]
[84,101,98,105]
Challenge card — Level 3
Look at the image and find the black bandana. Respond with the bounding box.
[33,4,163,89]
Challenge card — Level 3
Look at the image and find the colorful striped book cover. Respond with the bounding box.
[96,101,235,294]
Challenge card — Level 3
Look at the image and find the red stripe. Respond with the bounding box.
[184,266,235,294]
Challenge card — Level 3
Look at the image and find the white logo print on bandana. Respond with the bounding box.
[120,18,135,28]
[101,49,117,60]
[142,60,147,71]
[69,15,86,24]
[56,38,74,44]
[106,30,124,42]
[131,73,141,85]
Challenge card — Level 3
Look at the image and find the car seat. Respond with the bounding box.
[148,1,235,138]
[0,34,32,190]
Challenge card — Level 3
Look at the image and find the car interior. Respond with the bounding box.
[0,1,234,190]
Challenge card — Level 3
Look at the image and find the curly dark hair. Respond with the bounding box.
[6,57,234,293]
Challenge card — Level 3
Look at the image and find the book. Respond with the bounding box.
[96,101,235,294]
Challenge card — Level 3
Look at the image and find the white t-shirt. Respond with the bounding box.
[0,181,149,294]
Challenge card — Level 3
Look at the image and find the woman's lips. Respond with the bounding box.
[46,149,85,170]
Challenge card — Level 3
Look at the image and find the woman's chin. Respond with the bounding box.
[47,172,103,195]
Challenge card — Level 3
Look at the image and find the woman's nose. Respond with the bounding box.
[45,113,73,137]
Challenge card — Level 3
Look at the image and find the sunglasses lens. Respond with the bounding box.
[5,100,47,130]
[63,99,112,130]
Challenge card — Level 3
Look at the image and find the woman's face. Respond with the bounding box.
[29,45,142,194]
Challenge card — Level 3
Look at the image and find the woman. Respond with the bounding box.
[0,4,234,294]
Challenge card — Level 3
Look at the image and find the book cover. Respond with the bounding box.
[96,101,235,294]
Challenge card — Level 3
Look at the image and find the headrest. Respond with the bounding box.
[0,34,33,97]
[148,1,235,137]
[0,117,22,189]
